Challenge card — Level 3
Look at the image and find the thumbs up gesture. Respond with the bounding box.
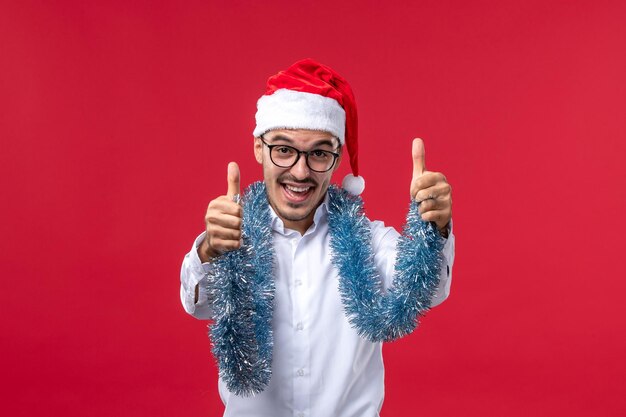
[198,162,243,262]
[410,138,452,235]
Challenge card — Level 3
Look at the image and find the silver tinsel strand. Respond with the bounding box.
[206,182,444,396]
[207,182,275,397]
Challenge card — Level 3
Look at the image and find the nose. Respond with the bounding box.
[289,152,311,180]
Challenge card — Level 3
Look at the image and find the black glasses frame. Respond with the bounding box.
[260,136,340,173]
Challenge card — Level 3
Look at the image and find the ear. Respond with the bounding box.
[253,137,263,164]
[332,146,343,172]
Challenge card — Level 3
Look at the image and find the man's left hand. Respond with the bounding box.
[410,138,452,235]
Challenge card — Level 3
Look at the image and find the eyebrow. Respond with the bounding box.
[267,134,339,149]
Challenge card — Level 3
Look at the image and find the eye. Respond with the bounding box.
[276,146,294,155]
[311,150,330,159]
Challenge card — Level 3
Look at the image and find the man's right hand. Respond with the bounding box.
[198,162,243,263]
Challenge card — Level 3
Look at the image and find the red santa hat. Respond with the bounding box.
[253,58,365,195]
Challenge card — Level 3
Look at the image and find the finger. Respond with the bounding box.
[411,171,449,200]
[419,172,445,188]
[209,237,242,253]
[412,138,426,179]
[415,181,451,202]
[208,198,243,217]
[420,208,451,225]
[226,161,240,198]
[421,211,451,232]
[208,225,242,241]
[418,198,440,214]
[206,212,243,230]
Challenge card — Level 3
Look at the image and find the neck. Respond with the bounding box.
[282,217,314,235]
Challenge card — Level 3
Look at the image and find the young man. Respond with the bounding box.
[180,59,455,417]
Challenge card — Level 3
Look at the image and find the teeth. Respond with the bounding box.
[285,185,311,193]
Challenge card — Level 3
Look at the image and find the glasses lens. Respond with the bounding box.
[270,145,298,167]
[307,150,335,172]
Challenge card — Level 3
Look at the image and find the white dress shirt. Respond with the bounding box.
[180,196,455,417]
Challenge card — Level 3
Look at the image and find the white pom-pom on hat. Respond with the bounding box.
[342,174,365,195]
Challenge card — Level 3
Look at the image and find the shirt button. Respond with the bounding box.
[295,279,302,286]
[297,413,305,417]
[296,322,303,331]
[297,368,304,377]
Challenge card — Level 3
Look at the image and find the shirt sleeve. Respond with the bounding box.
[369,219,455,308]
[180,231,214,320]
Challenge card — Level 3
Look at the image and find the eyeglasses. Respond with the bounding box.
[260,137,340,173]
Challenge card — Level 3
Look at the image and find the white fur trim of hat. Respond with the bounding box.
[253,89,346,144]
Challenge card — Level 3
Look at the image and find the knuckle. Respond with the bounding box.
[210,227,222,239]
[207,236,220,249]
[206,212,220,224]
[207,229,219,241]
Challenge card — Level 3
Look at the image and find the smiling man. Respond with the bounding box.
[180,59,455,417]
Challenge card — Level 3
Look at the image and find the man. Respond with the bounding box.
[180,59,455,417]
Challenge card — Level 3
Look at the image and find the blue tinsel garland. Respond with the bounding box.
[207,182,444,396]
[327,185,444,342]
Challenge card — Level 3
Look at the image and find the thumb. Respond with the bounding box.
[226,162,240,198]
[412,138,426,179]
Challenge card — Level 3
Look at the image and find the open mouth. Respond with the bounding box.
[281,183,314,203]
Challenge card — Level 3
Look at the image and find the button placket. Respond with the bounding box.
[291,233,311,414]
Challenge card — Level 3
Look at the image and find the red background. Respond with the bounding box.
[1,1,625,416]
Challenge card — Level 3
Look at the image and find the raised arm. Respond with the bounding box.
[179,162,244,319]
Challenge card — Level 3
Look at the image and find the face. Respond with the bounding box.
[254,129,342,233]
